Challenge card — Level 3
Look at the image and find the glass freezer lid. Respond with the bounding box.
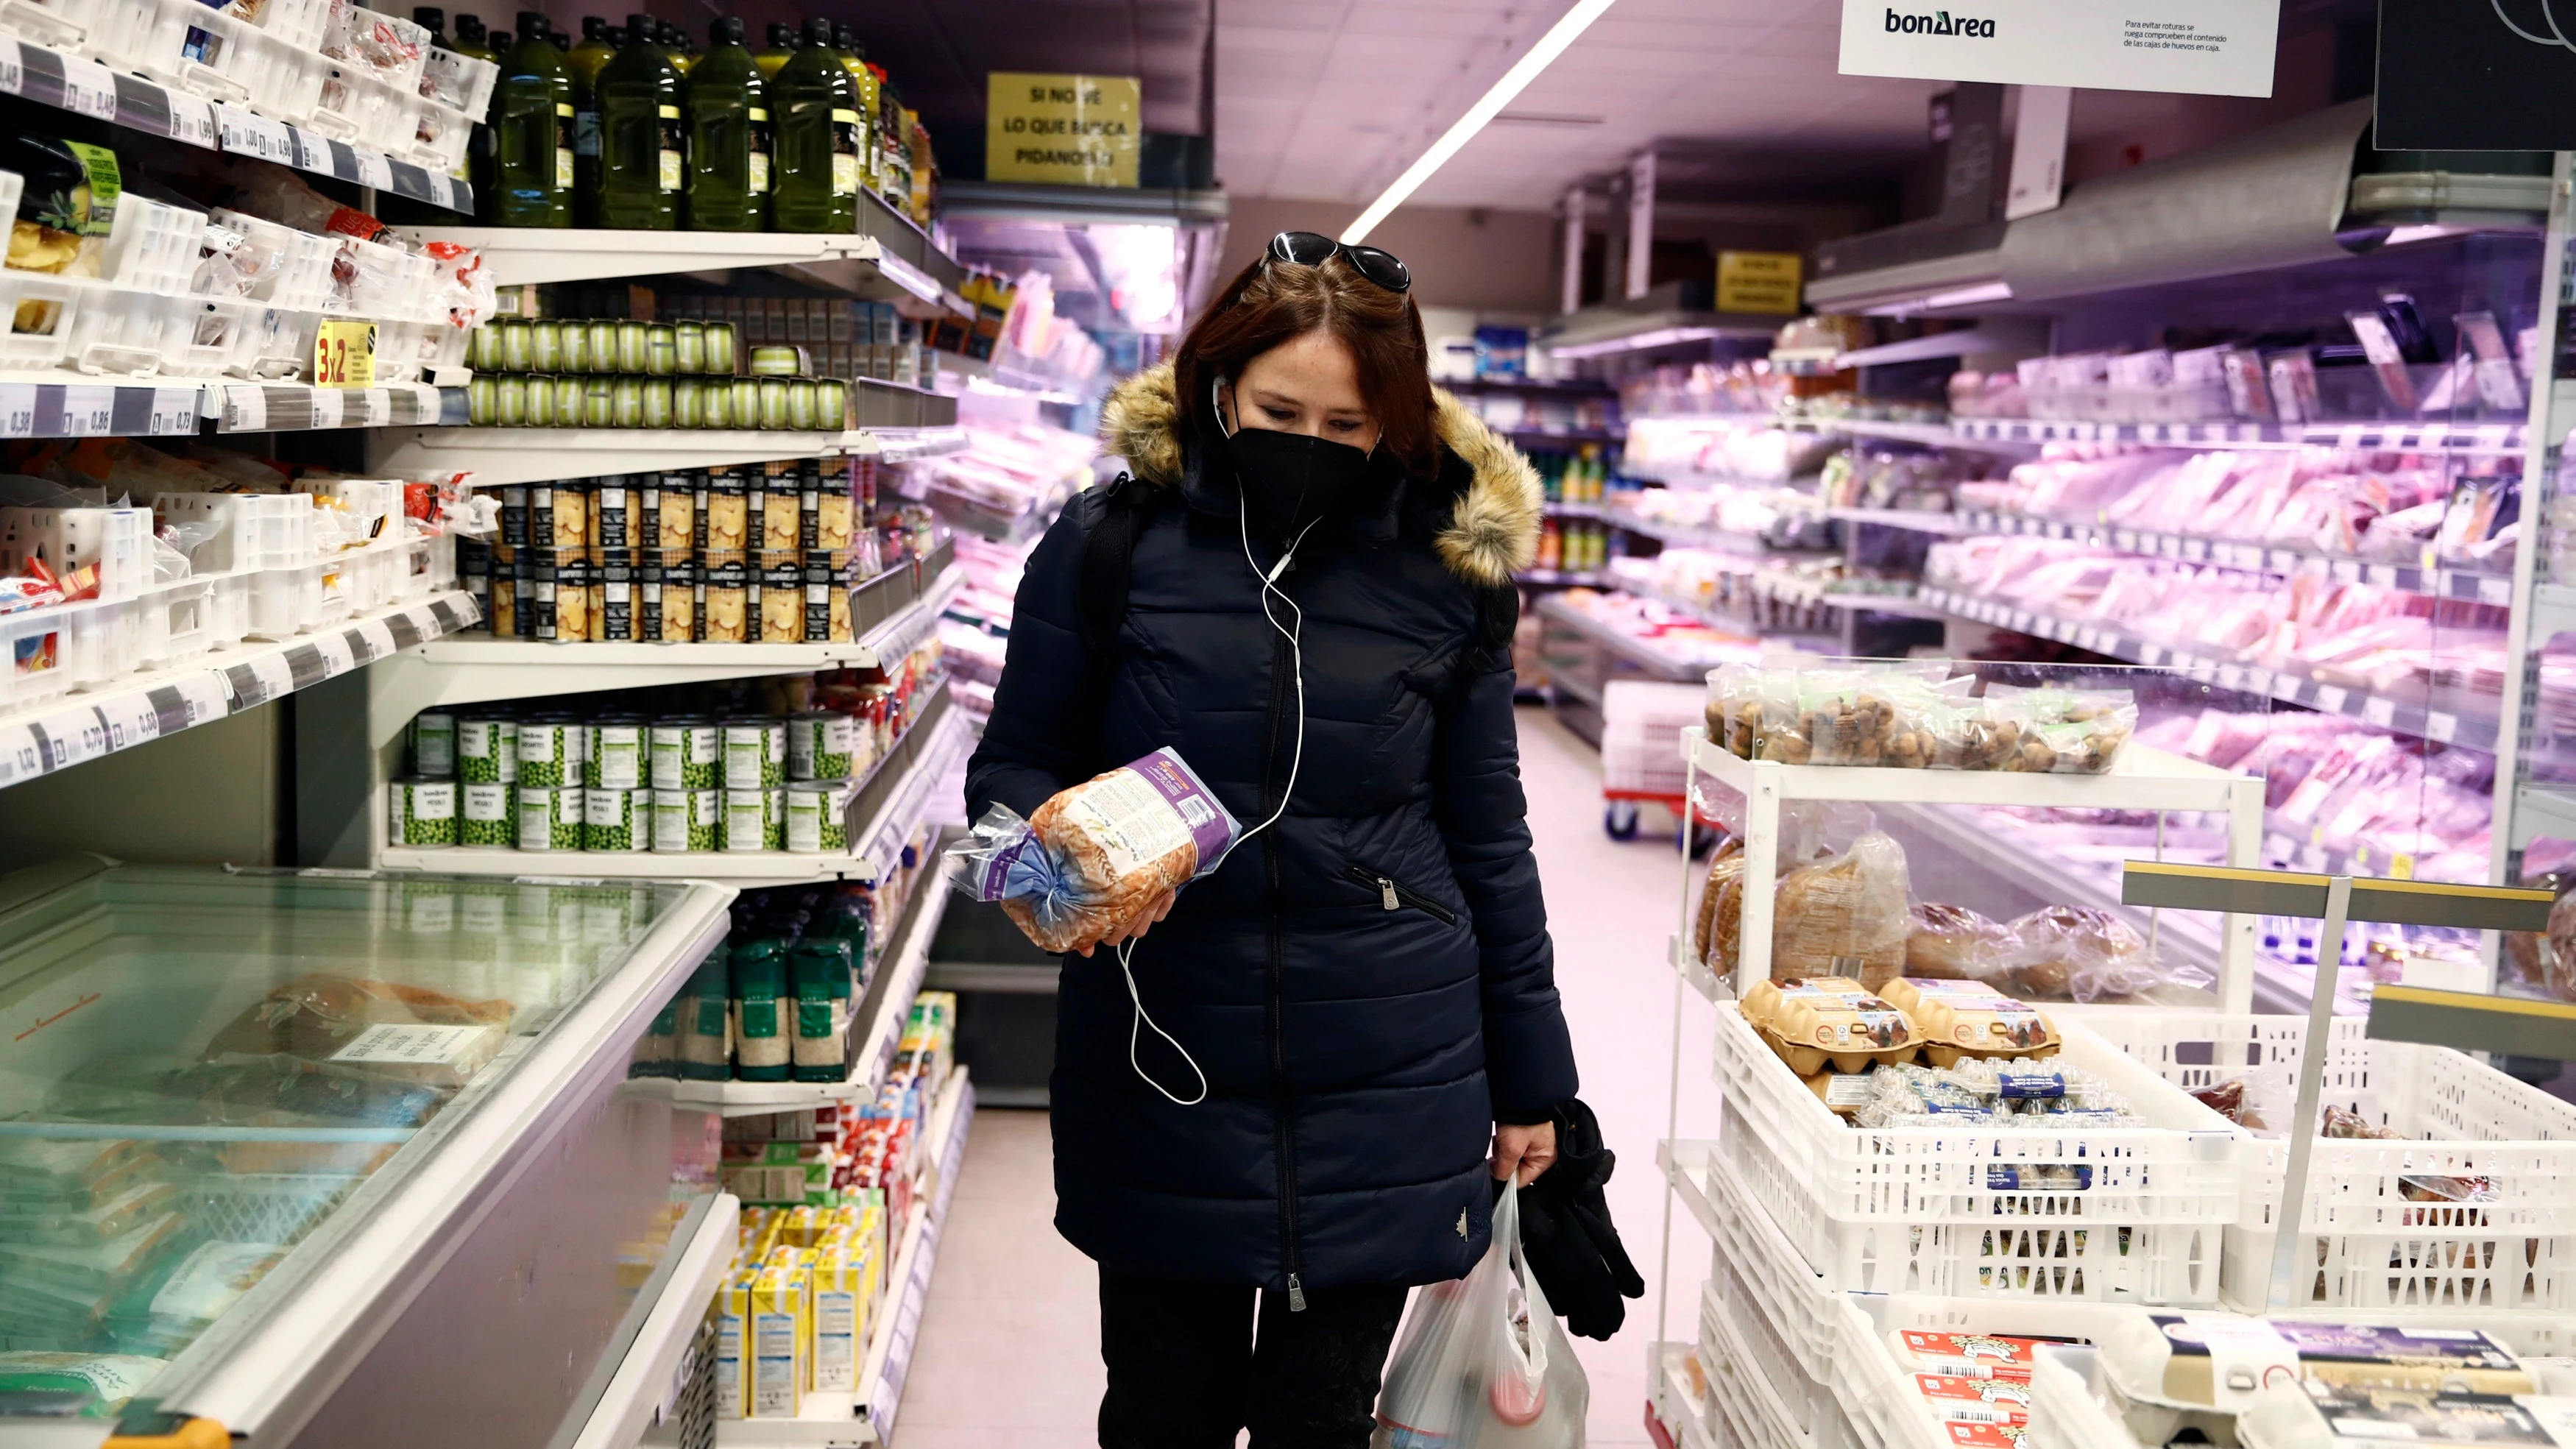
[0,860,718,1427]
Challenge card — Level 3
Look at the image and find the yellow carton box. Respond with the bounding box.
[712,1275,751,1421]
[748,1263,808,1418]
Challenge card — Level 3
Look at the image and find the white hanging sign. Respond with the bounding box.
[1839,0,2278,97]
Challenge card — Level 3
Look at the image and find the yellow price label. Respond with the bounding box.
[314,319,375,389]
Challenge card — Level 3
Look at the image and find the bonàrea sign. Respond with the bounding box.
[1838,0,2277,97]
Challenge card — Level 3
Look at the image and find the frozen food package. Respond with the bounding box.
[1992,904,2161,1002]
[2242,1381,2576,1449]
[950,748,1241,956]
[199,974,514,1087]
[0,1352,169,1417]
[1902,902,2012,985]
[1771,830,1910,982]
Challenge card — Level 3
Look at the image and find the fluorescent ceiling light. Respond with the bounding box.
[1340,0,1621,245]
[1547,325,1722,359]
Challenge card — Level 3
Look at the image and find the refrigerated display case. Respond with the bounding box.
[0,857,734,1449]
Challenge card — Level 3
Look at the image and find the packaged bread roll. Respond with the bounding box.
[1772,832,1910,983]
[952,748,1241,956]
[1995,904,2157,1002]
[1904,903,2011,985]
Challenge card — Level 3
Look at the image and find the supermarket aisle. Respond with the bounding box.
[899,705,1718,1445]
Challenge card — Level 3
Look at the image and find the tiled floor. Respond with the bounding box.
[896,705,1724,1445]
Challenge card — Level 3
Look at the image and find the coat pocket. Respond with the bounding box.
[1343,862,1459,924]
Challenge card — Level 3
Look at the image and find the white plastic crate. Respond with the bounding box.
[99,196,208,296]
[2021,1347,2117,1449]
[0,604,77,708]
[163,295,263,378]
[308,59,410,154]
[212,210,339,314]
[135,574,213,667]
[0,0,101,47]
[1706,1271,1841,1446]
[1704,1280,1862,1449]
[1705,1149,1843,1382]
[0,506,149,601]
[1602,679,1704,795]
[1713,1005,2242,1304]
[149,492,314,574]
[2070,1007,2576,1312]
[246,0,330,51]
[244,558,332,639]
[420,44,495,116]
[106,0,269,105]
[334,235,437,323]
[60,594,139,689]
[230,304,316,381]
[64,282,177,375]
[0,272,81,368]
[0,171,21,252]
[202,566,252,649]
[403,93,473,172]
[338,5,431,87]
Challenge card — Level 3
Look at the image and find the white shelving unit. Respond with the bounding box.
[397,230,951,307]
[709,1060,977,1447]
[1685,726,2265,1010]
[0,591,478,790]
[367,425,971,488]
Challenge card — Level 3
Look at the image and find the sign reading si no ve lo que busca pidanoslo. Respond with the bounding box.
[986,73,1142,188]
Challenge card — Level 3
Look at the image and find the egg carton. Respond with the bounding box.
[0,505,150,601]
[2069,1007,2576,1313]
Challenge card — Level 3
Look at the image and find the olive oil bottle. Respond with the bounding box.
[565,15,615,224]
[491,13,573,227]
[593,13,682,230]
[685,16,769,232]
[753,22,795,82]
[447,11,494,60]
[770,17,858,233]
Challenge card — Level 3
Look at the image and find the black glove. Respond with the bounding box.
[1512,1098,1645,1341]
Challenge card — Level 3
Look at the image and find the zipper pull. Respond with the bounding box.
[1287,1274,1306,1312]
[1377,878,1399,911]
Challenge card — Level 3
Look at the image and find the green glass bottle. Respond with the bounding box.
[771,17,858,233]
[565,16,615,226]
[685,16,769,233]
[447,11,493,60]
[492,13,573,227]
[663,20,696,77]
[593,13,682,230]
[753,21,794,82]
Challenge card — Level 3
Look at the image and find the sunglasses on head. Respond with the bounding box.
[1266,231,1411,294]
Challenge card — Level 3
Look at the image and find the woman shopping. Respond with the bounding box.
[963,231,1580,1448]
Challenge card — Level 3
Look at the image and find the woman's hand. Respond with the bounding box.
[1076,890,1177,957]
[1490,1120,1557,1186]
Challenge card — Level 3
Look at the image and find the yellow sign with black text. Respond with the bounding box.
[986,72,1141,188]
[1717,252,1803,315]
[314,318,376,389]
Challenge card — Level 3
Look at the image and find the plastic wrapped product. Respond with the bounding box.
[0,1353,169,1418]
[1988,686,2137,774]
[1993,904,2159,1002]
[2241,1380,2576,1449]
[1903,903,2013,985]
[2100,1311,2535,1445]
[2321,1105,2497,1205]
[1693,840,1743,968]
[1903,988,2061,1067]
[950,748,1240,956]
[1890,1329,2057,1381]
[1770,831,1911,982]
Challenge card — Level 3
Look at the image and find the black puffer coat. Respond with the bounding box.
[965,362,1578,1295]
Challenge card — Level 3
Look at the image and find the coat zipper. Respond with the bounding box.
[1342,863,1459,924]
[1259,601,1304,1311]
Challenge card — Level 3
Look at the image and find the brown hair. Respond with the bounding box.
[1173,252,1440,478]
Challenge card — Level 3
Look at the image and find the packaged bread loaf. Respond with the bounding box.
[1772,831,1910,982]
[1694,839,1744,968]
[951,748,1240,956]
[1995,904,2158,1002]
[1904,902,2011,985]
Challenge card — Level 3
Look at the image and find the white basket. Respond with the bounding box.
[211,210,339,315]
[64,282,176,376]
[1705,1280,1862,1449]
[0,171,22,250]
[308,58,410,154]
[107,0,269,105]
[2070,1007,2576,1312]
[202,565,252,649]
[1602,679,1704,796]
[1713,1005,2242,1305]
[246,0,330,50]
[0,272,82,368]
[0,506,149,601]
[159,294,261,378]
[420,44,495,116]
[2021,1347,2124,1449]
[0,603,78,708]
[149,492,314,573]
[336,5,431,88]
[333,234,437,323]
[244,557,339,639]
[1707,1272,1843,1446]
[1831,1291,2576,1449]
[1705,1154,1844,1382]
[135,573,214,667]
[99,196,208,296]
[230,304,316,381]
[60,594,139,690]
[0,0,102,47]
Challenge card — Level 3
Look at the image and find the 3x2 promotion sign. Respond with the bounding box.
[1839,0,2279,97]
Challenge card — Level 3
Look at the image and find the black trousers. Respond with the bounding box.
[1097,1267,1409,1449]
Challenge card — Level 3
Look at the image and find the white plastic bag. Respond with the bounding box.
[1373,1183,1588,1448]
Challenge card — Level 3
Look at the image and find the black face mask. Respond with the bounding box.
[1222,422,1377,539]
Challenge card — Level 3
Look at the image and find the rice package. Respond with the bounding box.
[952,748,1240,955]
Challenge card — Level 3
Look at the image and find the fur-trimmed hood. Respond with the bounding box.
[1099,361,1543,589]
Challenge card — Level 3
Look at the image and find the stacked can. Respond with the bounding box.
[785,708,857,854]
[584,716,649,852]
[514,712,586,851]
[463,314,854,433]
[650,715,721,852]
[479,464,858,646]
[721,715,788,852]
[459,711,518,847]
[390,711,459,849]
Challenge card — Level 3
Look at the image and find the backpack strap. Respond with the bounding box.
[1078,473,1150,662]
